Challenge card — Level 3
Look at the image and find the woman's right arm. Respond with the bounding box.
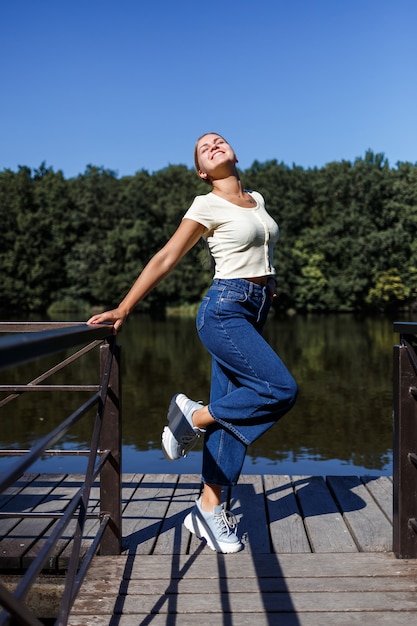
[87,218,206,331]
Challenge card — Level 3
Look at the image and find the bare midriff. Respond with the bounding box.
[244,276,274,286]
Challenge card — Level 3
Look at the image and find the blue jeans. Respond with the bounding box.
[196,278,298,487]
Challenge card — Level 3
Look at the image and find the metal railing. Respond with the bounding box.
[393,322,417,558]
[0,322,122,625]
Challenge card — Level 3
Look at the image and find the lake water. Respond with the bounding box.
[0,313,405,477]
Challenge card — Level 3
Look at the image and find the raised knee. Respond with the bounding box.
[271,375,298,409]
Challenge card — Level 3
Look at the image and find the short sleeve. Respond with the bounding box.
[183,195,215,230]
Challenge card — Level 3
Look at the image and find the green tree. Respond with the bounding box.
[2,152,417,316]
[0,165,75,312]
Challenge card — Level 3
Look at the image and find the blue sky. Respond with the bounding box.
[1,0,416,178]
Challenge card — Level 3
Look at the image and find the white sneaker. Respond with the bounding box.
[162,393,204,461]
[184,497,243,553]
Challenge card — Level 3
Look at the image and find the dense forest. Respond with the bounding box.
[1,152,417,317]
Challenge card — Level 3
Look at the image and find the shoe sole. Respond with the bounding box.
[161,425,199,461]
[161,426,178,461]
[183,511,243,554]
[161,395,200,461]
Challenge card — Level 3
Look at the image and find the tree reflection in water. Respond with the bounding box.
[0,313,402,475]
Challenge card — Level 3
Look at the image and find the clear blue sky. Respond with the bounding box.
[1,0,416,178]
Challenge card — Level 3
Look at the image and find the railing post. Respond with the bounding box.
[393,338,417,558]
[99,339,122,555]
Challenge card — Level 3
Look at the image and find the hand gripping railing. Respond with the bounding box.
[0,322,122,625]
[393,322,417,558]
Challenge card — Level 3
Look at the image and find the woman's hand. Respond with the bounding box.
[87,307,127,332]
[266,277,277,301]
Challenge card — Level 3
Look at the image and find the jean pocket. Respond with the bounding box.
[221,289,248,303]
[197,296,210,331]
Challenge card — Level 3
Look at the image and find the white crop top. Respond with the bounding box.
[183,190,279,279]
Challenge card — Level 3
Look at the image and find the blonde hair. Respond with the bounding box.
[194,132,227,185]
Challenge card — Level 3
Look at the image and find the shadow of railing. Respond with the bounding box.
[0,321,122,625]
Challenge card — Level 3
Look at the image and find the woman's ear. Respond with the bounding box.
[198,169,208,181]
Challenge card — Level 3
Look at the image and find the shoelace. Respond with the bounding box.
[214,509,238,536]
[179,430,200,455]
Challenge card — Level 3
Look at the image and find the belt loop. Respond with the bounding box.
[256,287,267,323]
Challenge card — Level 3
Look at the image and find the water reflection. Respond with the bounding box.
[0,314,400,476]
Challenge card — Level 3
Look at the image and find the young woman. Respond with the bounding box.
[88,132,298,553]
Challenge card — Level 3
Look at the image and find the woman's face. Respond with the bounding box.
[195,133,237,182]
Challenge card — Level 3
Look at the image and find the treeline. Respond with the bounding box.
[1,152,417,317]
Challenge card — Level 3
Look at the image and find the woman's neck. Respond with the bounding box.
[211,176,244,197]
[211,177,256,208]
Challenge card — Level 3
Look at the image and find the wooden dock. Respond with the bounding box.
[2,472,417,624]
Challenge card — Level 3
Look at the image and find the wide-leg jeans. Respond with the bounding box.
[196,278,298,486]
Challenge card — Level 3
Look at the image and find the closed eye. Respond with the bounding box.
[199,137,225,155]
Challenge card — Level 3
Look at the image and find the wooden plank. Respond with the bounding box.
[0,473,39,508]
[114,553,417,579]
[152,474,201,555]
[56,473,144,567]
[71,589,417,614]
[78,573,417,595]
[70,612,417,626]
[55,478,101,569]
[230,474,270,553]
[362,475,393,521]
[328,476,392,551]
[0,474,66,568]
[264,474,311,553]
[120,473,145,512]
[0,473,41,538]
[79,552,417,581]
[294,475,358,553]
[122,474,179,554]
[22,474,89,569]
